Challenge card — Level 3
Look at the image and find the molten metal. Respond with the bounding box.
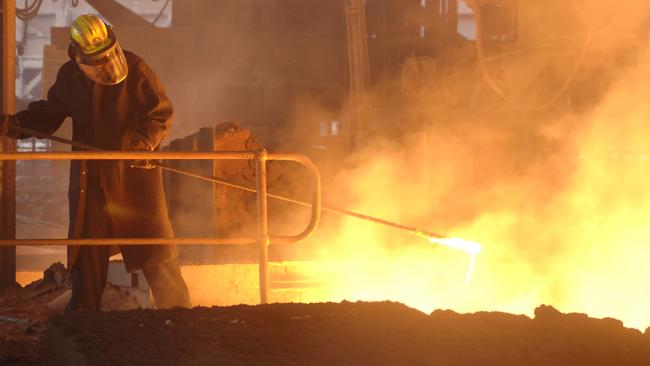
[426,236,482,256]
[414,231,482,284]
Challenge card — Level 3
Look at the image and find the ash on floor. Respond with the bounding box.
[49,301,650,366]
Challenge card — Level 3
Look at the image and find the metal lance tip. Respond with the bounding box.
[427,237,482,256]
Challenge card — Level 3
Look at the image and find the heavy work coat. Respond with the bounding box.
[16,50,177,272]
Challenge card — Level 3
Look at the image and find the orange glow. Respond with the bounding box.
[190,58,650,327]
[288,46,650,328]
[182,0,650,331]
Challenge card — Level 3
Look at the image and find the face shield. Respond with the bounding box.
[71,28,128,85]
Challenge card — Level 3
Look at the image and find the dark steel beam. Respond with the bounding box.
[0,0,17,289]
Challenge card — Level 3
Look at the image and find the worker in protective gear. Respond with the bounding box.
[0,14,190,311]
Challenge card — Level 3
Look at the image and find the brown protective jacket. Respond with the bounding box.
[16,50,177,272]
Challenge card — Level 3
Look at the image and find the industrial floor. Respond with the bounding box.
[3,280,650,366]
[47,302,650,366]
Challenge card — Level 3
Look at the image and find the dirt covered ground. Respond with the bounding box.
[0,263,143,366]
[0,282,64,365]
[4,267,650,366]
[47,301,650,366]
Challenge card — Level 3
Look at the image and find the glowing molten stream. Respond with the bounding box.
[422,234,482,285]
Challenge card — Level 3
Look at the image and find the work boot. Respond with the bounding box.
[64,268,83,314]
[143,259,191,309]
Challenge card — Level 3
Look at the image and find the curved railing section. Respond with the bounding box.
[0,150,323,303]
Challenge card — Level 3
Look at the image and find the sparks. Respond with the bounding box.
[419,233,483,284]
[428,237,482,256]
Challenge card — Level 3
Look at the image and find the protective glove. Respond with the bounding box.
[129,139,156,169]
[0,114,18,138]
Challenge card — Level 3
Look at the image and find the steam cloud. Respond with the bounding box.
[158,0,650,329]
[267,0,650,330]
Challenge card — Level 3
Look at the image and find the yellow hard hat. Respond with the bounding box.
[70,14,112,54]
[69,14,128,85]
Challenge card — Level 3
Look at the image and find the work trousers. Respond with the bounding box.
[67,168,191,311]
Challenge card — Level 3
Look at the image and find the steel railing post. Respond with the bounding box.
[0,150,323,302]
[255,149,270,304]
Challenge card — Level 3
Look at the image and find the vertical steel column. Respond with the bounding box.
[0,0,17,289]
[345,0,370,147]
[255,149,269,304]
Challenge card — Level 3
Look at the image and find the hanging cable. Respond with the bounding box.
[19,0,39,12]
[151,0,171,26]
[17,0,41,16]
[17,0,44,21]
[70,0,80,8]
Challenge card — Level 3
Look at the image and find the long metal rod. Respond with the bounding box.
[11,126,442,240]
[153,164,442,238]
[145,167,445,239]
[155,161,444,237]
